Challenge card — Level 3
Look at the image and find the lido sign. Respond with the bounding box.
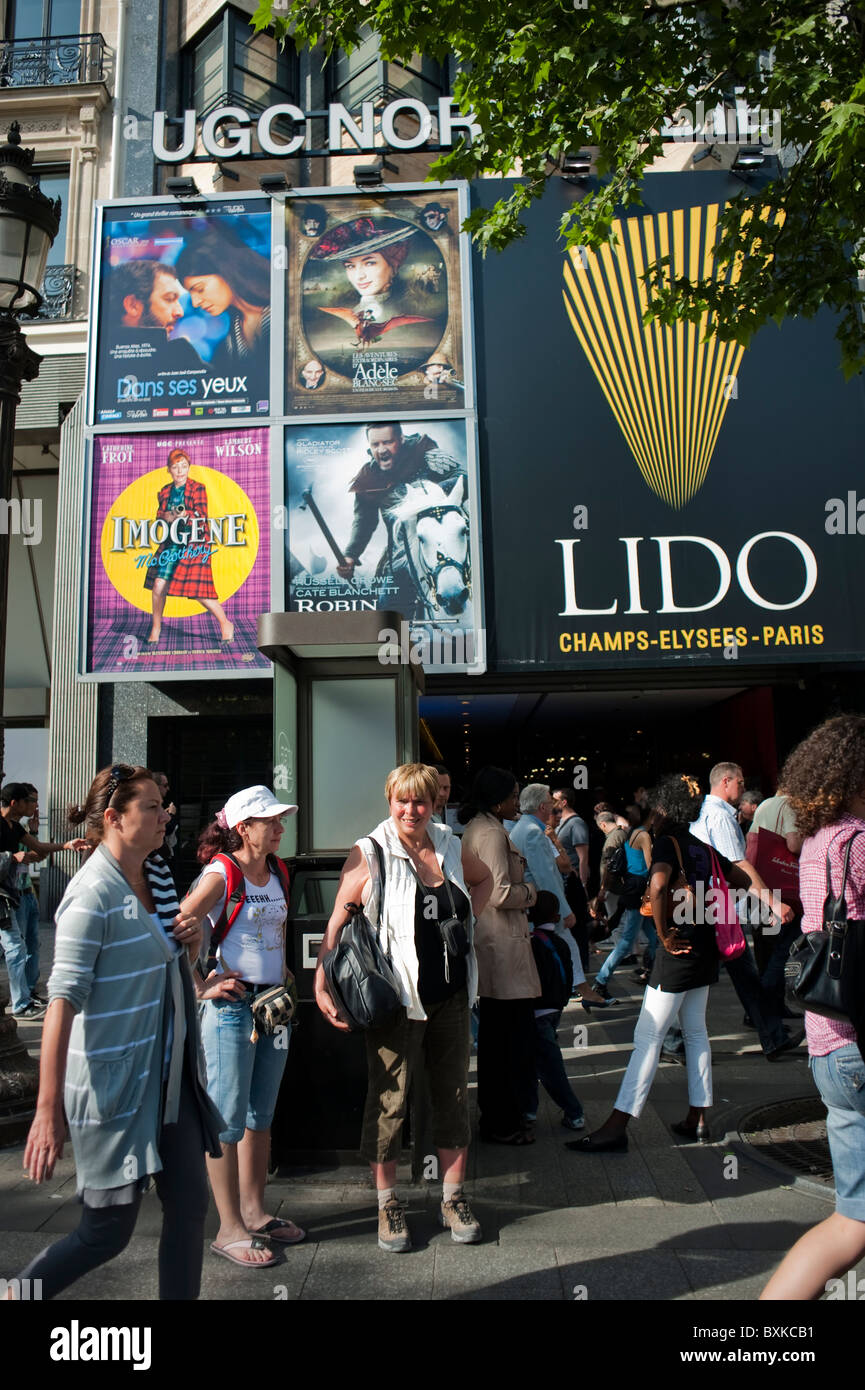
[152,98,481,161]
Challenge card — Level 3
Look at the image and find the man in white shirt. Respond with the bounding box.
[509,785,583,988]
[690,761,802,1061]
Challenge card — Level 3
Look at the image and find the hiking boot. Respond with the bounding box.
[440,1191,482,1244]
[378,1196,411,1253]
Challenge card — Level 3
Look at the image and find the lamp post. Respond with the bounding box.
[0,121,59,1146]
[0,121,59,771]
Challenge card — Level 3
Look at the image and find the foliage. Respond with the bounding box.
[251,0,865,373]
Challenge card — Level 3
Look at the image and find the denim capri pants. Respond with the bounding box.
[810,1043,865,1221]
[200,996,290,1144]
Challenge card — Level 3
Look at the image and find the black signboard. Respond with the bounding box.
[474,175,865,671]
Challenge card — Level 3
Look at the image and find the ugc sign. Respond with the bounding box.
[152,98,481,161]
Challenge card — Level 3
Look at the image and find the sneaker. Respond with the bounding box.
[31,986,49,1004]
[13,1002,47,1021]
[561,1114,586,1131]
[661,1048,687,1067]
[378,1197,411,1253]
[440,1191,482,1244]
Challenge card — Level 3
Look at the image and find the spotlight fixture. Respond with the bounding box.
[353,158,397,188]
[560,150,592,183]
[165,176,201,198]
[215,162,239,183]
[692,143,722,165]
[259,173,291,193]
[731,145,767,177]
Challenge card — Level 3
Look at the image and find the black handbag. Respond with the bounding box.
[785,831,864,1021]
[322,839,402,1031]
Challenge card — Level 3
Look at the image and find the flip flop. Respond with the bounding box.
[251,1217,307,1245]
[210,1236,279,1268]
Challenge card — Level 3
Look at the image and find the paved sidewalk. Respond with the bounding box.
[1,928,859,1301]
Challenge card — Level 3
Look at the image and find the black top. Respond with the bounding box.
[414,880,470,1007]
[0,816,24,853]
[648,829,734,993]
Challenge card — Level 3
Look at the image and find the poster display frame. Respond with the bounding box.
[79,182,482,681]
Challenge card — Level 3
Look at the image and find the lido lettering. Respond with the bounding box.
[556,532,818,616]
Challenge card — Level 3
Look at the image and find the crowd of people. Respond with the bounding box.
[3,712,865,1301]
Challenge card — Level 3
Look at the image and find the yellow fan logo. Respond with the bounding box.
[563,203,780,509]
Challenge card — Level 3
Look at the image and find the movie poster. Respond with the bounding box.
[284,420,483,673]
[92,199,272,425]
[84,429,271,678]
[285,189,466,413]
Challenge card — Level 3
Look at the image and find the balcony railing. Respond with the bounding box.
[0,33,107,89]
[35,264,76,320]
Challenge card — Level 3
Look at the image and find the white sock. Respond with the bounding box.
[377,1188,396,1209]
[442,1182,462,1203]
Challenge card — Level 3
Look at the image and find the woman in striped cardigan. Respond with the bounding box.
[13,763,223,1301]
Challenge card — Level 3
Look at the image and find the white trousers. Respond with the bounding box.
[615,984,712,1118]
[552,923,585,988]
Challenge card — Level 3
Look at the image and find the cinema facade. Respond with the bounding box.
[1,7,857,906]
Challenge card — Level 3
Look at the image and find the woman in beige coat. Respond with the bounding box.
[460,767,542,1144]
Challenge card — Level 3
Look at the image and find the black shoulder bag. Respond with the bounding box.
[785,831,864,1022]
[322,838,402,1031]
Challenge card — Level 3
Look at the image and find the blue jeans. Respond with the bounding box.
[1,902,31,1014]
[596,908,658,986]
[529,1010,582,1122]
[811,1044,865,1221]
[17,889,40,996]
[200,996,290,1144]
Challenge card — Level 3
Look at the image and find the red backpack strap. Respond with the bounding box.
[208,852,247,957]
[267,854,291,906]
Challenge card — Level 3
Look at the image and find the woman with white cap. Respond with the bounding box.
[186,785,300,1269]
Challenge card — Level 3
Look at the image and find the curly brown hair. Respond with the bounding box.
[780,714,865,837]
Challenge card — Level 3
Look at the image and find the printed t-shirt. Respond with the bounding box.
[202,861,287,985]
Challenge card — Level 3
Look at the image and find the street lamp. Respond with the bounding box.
[0,121,59,772]
[0,121,59,1146]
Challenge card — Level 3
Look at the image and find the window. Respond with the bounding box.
[184,6,298,119]
[6,0,81,39]
[34,166,68,265]
[326,25,448,110]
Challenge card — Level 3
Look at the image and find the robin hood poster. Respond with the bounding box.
[83,429,272,679]
[285,187,469,413]
[284,419,484,673]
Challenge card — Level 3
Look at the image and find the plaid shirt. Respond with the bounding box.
[799,813,865,1055]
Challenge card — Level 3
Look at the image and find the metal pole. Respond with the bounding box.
[0,311,42,1145]
[0,312,41,776]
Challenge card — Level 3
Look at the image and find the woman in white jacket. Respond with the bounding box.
[314,763,491,1254]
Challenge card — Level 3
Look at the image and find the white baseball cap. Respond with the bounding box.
[220,785,298,829]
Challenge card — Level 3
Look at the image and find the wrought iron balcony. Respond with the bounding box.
[0,33,107,89]
[35,264,76,320]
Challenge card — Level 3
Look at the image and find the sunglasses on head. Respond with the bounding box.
[106,764,136,804]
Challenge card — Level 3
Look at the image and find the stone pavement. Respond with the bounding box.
[1,925,861,1303]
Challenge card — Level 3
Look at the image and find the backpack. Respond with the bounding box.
[189,851,291,976]
[530,927,572,1010]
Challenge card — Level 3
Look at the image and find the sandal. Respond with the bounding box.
[210,1236,279,1268]
[251,1217,306,1245]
